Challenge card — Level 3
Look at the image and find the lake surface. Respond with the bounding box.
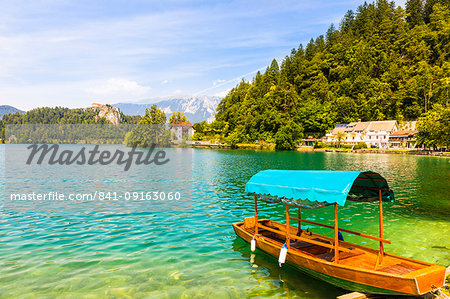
[1,145,449,298]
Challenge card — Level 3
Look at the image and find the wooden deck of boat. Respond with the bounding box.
[245,219,428,275]
[234,218,446,295]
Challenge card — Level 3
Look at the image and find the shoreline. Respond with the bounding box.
[191,143,450,157]
[296,147,450,157]
[2,143,449,158]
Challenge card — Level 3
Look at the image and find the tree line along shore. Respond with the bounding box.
[1,0,449,151]
[193,0,450,151]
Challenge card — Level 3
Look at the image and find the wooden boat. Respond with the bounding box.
[232,170,446,296]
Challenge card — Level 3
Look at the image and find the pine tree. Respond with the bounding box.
[406,0,424,27]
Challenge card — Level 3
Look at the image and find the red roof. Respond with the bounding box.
[170,121,192,126]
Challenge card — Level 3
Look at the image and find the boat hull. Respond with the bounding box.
[233,220,446,296]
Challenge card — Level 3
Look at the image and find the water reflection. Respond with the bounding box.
[231,238,345,298]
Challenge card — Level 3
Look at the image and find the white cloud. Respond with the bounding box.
[86,78,151,97]
[213,79,226,86]
[0,0,360,108]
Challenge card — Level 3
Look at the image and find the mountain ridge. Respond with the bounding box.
[0,105,25,120]
[115,95,221,123]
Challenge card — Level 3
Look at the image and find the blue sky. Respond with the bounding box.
[0,0,405,110]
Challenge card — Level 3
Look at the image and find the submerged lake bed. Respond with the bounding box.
[1,145,449,298]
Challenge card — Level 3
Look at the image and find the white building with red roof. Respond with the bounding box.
[326,120,399,148]
[169,122,194,143]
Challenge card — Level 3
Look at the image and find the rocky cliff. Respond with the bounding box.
[90,103,121,125]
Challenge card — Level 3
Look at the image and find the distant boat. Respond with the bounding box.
[233,170,446,296]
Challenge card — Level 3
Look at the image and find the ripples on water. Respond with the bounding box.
[0,145,449,298]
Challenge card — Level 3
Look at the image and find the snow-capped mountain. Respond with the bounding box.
[115,95,222,123]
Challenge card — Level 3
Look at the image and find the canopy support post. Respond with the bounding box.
[297,207,301,235]
[334,203,339,263]
[254,195,258,235]
[285,204,290,249]
[378,189,384,264]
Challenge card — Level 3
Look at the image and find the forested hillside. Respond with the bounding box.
[0,107,142,141]
[213,0,449,149]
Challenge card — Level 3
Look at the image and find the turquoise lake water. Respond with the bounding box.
[1,145,449,298]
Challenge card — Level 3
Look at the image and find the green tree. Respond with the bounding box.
[125,105,171,147]
[199,0,450,150]
[139,105,167,125]
[193,121,208,134]
[275,121,303,150]
[406,0,424,27]
[336,131,346,148]
[168,112,189,124]
[226,130,246,149]
[416,104,450,148]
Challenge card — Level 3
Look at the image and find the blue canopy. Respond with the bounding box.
[245,170,394,208]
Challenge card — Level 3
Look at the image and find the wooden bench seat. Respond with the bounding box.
[316,250,365,262]
[378,262,420,275]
